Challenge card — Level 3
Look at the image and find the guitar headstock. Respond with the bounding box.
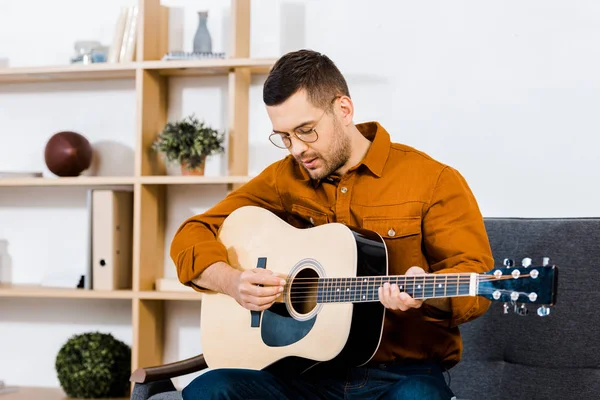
[478,257,558,317]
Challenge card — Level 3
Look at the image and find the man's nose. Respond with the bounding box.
[289,136,309,156]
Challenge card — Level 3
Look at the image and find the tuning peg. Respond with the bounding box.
[503,303,510,314]
[542,257,551,266]
[521,257,532,267]
[537,305,551,317]
[515,303,529,316]
[503,258,514,268]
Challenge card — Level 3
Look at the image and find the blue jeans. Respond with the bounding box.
[182,361,455,399]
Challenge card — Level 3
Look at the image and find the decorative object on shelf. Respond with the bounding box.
[161,51,225,61]
[152,114,225,176]
[55,332,131,398]
[71,40,108,64]
[107,6,139,63]
[193,11,212,54]
[0,171,43,178]
[0,380,18,395]
[44,131,93,177]
[0,239,12,284]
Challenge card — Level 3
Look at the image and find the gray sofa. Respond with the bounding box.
[131,217,600,400]
[450,217,600,400]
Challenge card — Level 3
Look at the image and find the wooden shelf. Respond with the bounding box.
[0,176,136,187]
[139,175,252,185]
[0,279,202,302]
[0,386,128,400]
[0,63,136,84]
[0,284,202,301]
[0,284,135,299]
[142,57,276,76]
[0,175,253,187]
[0,58,275,84]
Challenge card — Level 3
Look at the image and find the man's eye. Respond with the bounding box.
[297,129,312,135]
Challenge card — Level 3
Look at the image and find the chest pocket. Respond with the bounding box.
[362,216,422,273]
[291,204,330,227]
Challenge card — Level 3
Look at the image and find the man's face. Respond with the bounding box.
[266,90,351,180]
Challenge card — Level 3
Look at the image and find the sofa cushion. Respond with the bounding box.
[449,217,600,400]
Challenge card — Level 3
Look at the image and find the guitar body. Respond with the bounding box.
[200,205,388,372]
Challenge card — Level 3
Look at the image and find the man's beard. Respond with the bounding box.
[299,119,351,181]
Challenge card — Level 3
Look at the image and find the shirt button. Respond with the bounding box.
[388,229,396,237]
[340,187,348,194]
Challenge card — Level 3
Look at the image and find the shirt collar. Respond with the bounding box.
[354,121,390,178]
[297,121,392,186]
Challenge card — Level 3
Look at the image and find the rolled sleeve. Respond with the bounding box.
[421,166,494,328]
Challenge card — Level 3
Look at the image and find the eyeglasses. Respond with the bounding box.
[268,96,340,149]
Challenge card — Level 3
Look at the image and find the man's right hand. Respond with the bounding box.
[227,268,286,311]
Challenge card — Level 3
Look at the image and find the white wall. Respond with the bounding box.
[1,0,600,390]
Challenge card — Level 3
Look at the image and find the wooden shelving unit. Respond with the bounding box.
[0,0,269,386]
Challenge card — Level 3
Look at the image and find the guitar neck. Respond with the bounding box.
[314,274,477,304]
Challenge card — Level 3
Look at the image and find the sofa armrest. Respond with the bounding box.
[130,354,208,384]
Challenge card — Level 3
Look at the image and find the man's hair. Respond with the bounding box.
[263,49,350,110]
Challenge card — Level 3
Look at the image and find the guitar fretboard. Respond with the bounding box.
[312,274,474,304]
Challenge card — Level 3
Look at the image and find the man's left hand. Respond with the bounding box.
[378,266,426,311]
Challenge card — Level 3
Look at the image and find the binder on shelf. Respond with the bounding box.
[92,189,133,290]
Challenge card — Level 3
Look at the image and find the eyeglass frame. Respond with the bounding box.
[268,96,341,149]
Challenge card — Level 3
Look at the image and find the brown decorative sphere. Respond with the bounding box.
[44,131,93,177]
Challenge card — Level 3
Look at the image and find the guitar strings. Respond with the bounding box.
[280,275,527,291]
[283,272,530,282]
[282,288,536,302]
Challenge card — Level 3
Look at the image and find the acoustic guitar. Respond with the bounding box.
[200,206,558,372]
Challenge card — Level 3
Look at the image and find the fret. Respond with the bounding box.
[317,278,322,303]
[433,275,438,298]
[371,277,378,301]
[446,275,457,298]
[422,277,429,299]
[345,278,350,302]
[444,275,448,297]
[456,276,460,296]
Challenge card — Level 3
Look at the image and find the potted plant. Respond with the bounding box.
[152,114,225,175]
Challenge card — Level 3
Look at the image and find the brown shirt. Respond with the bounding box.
[170,121,494,369]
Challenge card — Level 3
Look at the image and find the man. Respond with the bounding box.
[171,49,494,400]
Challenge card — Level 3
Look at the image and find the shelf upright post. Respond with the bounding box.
[227,0,251,192]
[131,0,169,373]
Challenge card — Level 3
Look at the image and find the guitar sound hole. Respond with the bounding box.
[289,267,319,315]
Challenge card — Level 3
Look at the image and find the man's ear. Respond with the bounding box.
[338,95,354,126]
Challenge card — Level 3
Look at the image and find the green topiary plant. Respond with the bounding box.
[55,332,131,398]
[152,114,225,174]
